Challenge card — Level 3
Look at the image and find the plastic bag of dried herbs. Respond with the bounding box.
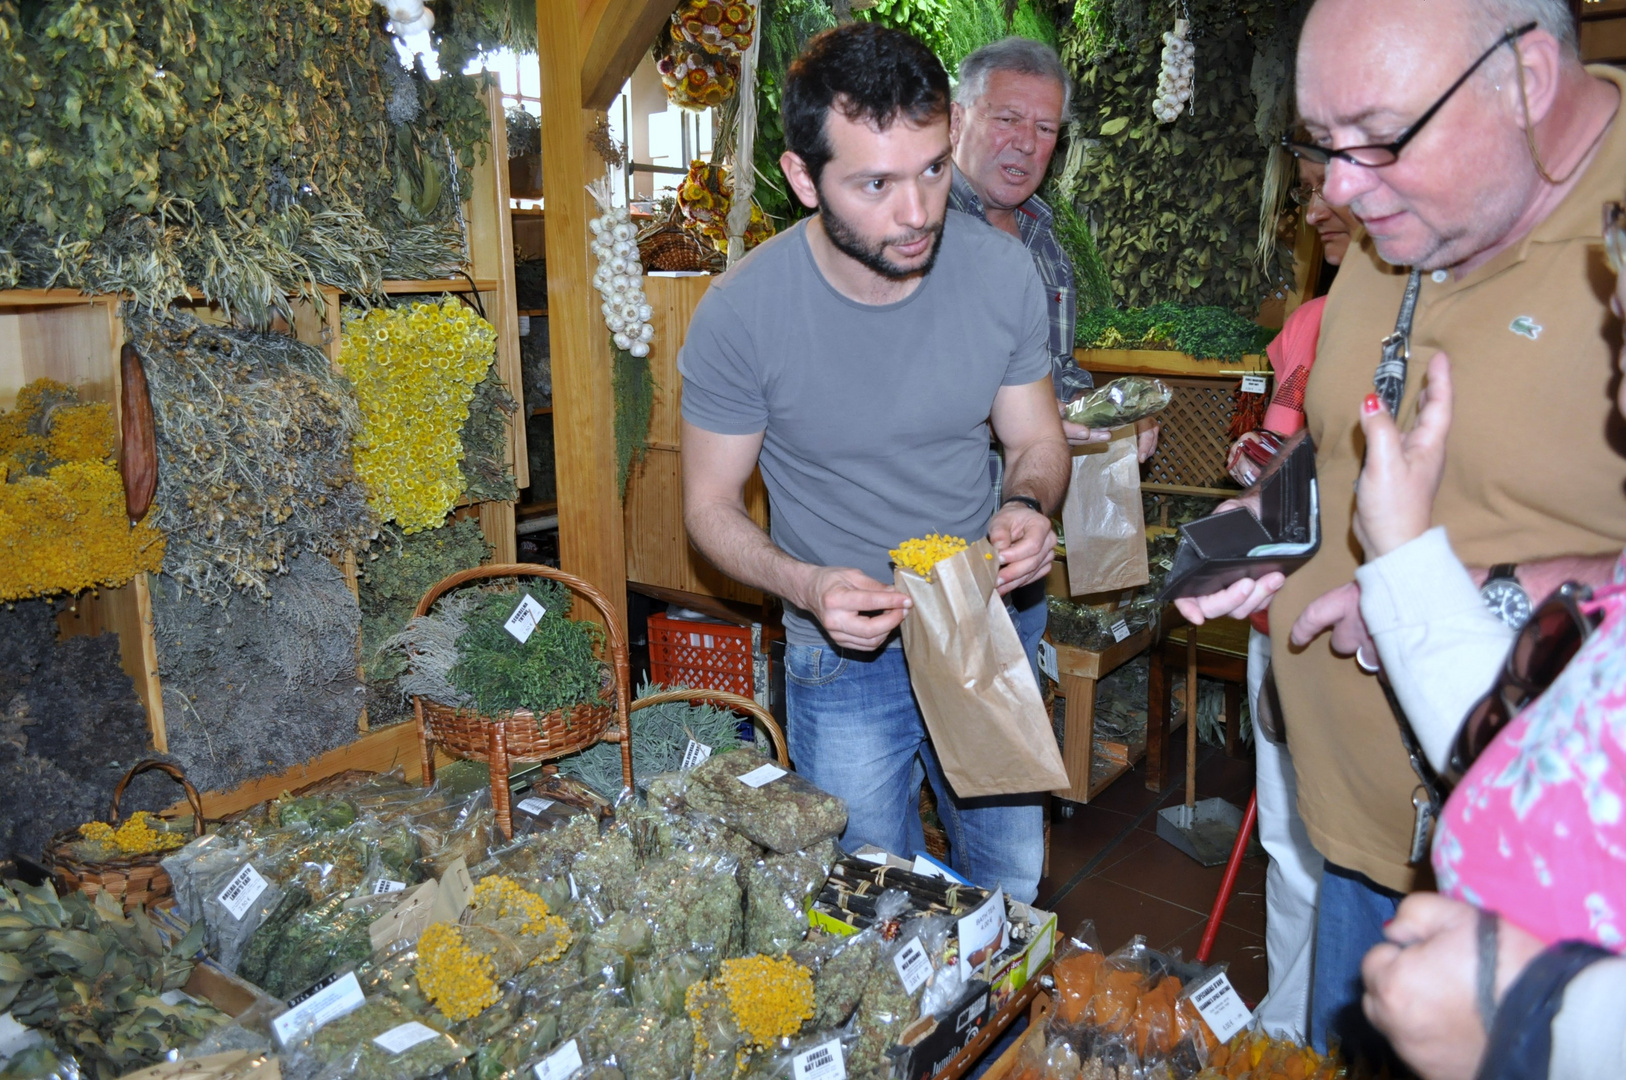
[623,849,743,958]
[742,841,837,955]
[282,997,469,1080]
[193,845,288,974]
[790,929,883,1031]
[679,751,847,854]
[1062,377,1173,430]
[238,891,377,999]
[0,1042,78,1080]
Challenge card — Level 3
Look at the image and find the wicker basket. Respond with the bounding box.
[42,759,205,914]
[630,686,790,767]
[412,563,633,839]
[637,206,722,273]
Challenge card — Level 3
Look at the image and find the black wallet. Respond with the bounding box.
[1158,431,1320,601]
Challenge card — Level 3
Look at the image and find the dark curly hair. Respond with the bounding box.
[781,22,950,188]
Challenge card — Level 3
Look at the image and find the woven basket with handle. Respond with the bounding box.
[42,759,205,914]
[629,686,790,768]
[413,563,633,839]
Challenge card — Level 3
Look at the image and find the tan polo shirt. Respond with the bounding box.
[1271,65,1626,894]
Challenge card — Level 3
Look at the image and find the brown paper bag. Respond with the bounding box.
[894,538,1070,797]
[1063,428,1149,596]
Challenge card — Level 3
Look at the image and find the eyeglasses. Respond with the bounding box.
[1282,22,1538,169]
[1444,581,1600,786]
[1289,183,1324,207]
[1604,201,1626,274]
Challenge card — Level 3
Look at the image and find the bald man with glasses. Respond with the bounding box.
[1174,0,1626,1063]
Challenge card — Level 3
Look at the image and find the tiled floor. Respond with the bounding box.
[1039,735,1270,1006]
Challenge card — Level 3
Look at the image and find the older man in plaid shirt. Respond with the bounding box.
[948,36,1158,673]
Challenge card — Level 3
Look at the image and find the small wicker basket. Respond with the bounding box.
[412,563,634,839]
[42,759,205,914]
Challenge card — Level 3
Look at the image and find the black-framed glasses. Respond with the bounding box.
[1282,22,1538,169]
[1604,200,1626,274]
[1444,581,1600,786]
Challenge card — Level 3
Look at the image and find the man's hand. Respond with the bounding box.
[1362,893,1545,1080]
[1289,580,1375,665]
[988,503,1057,594]
[1135,418,1160,463]
[797,566,912,651]
[1354,352,1453,559]
[1172,573,1286,626]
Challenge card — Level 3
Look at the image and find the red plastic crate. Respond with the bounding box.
[646,612,755,697]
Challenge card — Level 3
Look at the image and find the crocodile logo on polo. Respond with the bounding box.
[1509,316,1543,340]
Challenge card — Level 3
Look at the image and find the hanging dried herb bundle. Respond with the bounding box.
[459,365,520,504]
[124,306,377,603]
[614,344,655,496]
[152,554,364,795]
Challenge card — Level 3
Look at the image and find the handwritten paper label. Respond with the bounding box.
[534,1039,585,1080]
[374,1021,441,1054]
[504,594,547,644]
[737,763,787,788]
[217,863,268,921]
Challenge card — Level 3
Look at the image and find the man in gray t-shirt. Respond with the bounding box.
[678,23,1067,903]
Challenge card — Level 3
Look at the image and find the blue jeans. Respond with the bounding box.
[1311,862,1404,1068]
[785,642,1045,903]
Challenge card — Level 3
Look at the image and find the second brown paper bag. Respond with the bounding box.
[1063,429,1149,596]
[894,538,1069,797]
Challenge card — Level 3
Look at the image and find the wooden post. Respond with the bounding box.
[539,1,629,629]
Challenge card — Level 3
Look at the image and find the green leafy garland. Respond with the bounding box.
[614,345,654,498]
[0,0,506,324]
[1059,0,1303,312]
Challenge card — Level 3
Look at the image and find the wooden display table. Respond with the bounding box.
[1050,630,1159,804]
[1146,610,1250,791]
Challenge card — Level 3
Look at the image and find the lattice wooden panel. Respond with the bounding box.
[1142,377,1242,494]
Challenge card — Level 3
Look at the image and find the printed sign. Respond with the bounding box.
[1110,619,1131,643]
[1240,374,1269,395]
[272,972,365,1047]
[217,863,268,921]
[1189,971,1252,1043]
[792,1039,846,1080]
[892,937,931,995]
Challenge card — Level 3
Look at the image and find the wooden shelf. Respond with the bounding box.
[517,500,558,516]
[519,308,548,317]
[381,278,499,294]
[511,207,546,218]
[531,405,553,416]
[1075,347,1268,378]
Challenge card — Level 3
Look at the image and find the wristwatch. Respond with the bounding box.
[1001,494,1045,516]
[1481,564,1532,630]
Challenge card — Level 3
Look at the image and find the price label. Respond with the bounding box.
[681,739,713,770]
[517,797,554,816]
[1240,373,1269,395]
[1189,971,1252,1043]
[957,887,1007,972]
[518,316,531,337]
[891,937,931,995]
[217,863,268,921]
[373,878,406,895]
[504,594,548,644]
[737,763,787,788]
[534,1038,584,1080]
[791,1039,846,1080]
[1037,640,1059,682]
[272,971,365,1047]
[1110,620,1131,643]
[160,989,201,1007]
[374,1021,441,1054]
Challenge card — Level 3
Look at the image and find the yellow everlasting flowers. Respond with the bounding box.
[889,533,969,580]
[417,921,501,1022]
[717,954,814,1046]
[77,812,184,856]
[341,298,497,533]
[470,875,573,963]
[0,382,165,602]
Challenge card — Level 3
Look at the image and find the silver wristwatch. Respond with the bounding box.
[1480,563,1532,630]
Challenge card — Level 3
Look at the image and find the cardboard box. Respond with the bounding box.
[889,979,992,1080]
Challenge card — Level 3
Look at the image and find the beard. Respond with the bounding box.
[817,189,946,281]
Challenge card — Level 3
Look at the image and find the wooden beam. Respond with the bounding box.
[579,0,682,110]
[540,0,630,630]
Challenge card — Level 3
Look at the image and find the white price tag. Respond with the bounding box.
[1110,619,1131,643]
[681,739,713,770]
[516,797,554,816]
[1240,373,1269,394]
[1037,640,1059,682]
[737,763,787,788]
[159,989,201,1007]
[1026,923,1055,980]
[518,316,531,337]
[271,971,365,1047]
[503,594,548,644]
[534,1038,585,1080]
[957,887,1007,971]
[373,1021,441,1054]
[891,937,932,995]
[791,1039,846,1080]
[1189,972,1252,1044]
[373,878,406,895]
[217,863,268,921]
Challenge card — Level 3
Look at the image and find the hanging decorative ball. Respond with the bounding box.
[657,0,754,110]
[676,159,776,253]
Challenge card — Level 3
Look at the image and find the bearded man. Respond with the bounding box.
[679,21,1068,903]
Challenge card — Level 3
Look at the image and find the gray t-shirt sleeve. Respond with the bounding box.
[1005,265,1053,387]
[678,289,768,435]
